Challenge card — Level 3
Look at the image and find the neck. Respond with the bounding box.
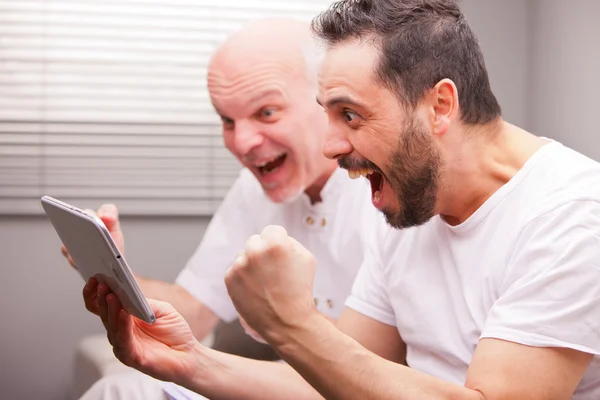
[304,162,338,204]
[438,120,548,226]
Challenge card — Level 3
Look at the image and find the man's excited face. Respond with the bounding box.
[318,39,441,229]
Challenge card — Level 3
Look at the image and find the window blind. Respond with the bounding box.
[0,0,333,215]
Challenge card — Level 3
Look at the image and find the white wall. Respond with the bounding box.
[0,215,209,400]
[529,0,600,161]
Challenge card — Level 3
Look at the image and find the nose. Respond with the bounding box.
[233,120,264,156]
[322,124,353,160]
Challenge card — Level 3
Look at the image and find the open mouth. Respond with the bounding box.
[347,168,384,202]
[256,153,287,176]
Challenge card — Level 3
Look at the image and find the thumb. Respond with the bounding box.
[97,204,121,232]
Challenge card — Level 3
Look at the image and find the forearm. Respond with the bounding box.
[273,312,484,400]
[137,276,219,340]
[182,343,323,400]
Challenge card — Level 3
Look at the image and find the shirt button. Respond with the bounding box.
[314,298,319,307]
[321,218,327,227]
[306,216,315,226]
[327,299,334,309]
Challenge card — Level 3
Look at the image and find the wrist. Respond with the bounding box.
[179,342,221,395]
[264,308,327,352]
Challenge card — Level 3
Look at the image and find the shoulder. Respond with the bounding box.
[524,143,600,215]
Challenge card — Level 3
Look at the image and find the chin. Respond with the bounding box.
[264,184,304,204]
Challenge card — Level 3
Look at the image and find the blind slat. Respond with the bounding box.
[0,0,333,215]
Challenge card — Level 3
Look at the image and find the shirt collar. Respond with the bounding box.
[299,167,348,211]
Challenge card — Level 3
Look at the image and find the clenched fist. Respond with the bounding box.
[225,225,317,346]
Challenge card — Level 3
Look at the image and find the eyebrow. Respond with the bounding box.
[316,95,366,110]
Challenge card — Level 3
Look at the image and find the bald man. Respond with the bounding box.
[74,18,382,400]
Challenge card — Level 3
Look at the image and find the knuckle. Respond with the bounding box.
[264,239,286,258]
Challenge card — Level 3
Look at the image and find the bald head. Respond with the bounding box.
[208,18,321,91]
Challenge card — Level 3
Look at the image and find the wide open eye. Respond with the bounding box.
[342,109,361,127]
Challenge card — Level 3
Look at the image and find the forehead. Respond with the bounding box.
[318,39,381,101]
[208,53,305,115]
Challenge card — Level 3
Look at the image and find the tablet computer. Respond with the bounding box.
[41,195,155,324]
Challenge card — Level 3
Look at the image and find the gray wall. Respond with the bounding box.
[461,0,531,129]
[0,215,210,400]
[1,1,599,399]
[529,0,600,161]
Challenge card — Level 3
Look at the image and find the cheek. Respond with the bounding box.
[261,122,295,148]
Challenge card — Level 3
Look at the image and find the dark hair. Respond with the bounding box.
[312,0,501,125]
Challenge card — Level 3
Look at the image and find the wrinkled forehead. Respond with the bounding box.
[208,48,308,116]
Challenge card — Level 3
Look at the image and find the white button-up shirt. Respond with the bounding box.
[176,167,381,322]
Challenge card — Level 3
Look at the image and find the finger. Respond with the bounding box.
[97,204,120,231]
[97,282,111,330]
[114,308,136,366]
[106,292,122,344]
[255,226,290,262]
[260,225,291,254]
[61,246,77,268]
[233,250,248,268]
[146,298,177,319]
[244,234,264,258]
[260,225,288,241]
[82,278,100,315]
[226,250,249,288]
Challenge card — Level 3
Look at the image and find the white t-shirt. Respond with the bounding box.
[176,167,380,322]
[347,141,600,399]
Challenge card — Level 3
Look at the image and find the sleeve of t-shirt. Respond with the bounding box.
[482,200,600,356]
[175,170,261,323]
[345,220,397,327]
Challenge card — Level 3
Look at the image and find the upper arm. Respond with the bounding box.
[468,201,600,399]
[466,338,593,400]
[337,307,406,364]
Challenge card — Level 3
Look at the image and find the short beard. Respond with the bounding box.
[384,117,441,229]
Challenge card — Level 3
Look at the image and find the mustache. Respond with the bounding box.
[338,156,383,175]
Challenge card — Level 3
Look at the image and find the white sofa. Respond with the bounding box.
[70,333,214,400]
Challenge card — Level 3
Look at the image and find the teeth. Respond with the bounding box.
[373,191,381,202]
[256,154,284,168]
[347,168,374,179]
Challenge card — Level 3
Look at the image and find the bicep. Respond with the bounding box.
[336,307,406,364]
[466,338,593,400]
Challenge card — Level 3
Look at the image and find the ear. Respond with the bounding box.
[430,79,459,137]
